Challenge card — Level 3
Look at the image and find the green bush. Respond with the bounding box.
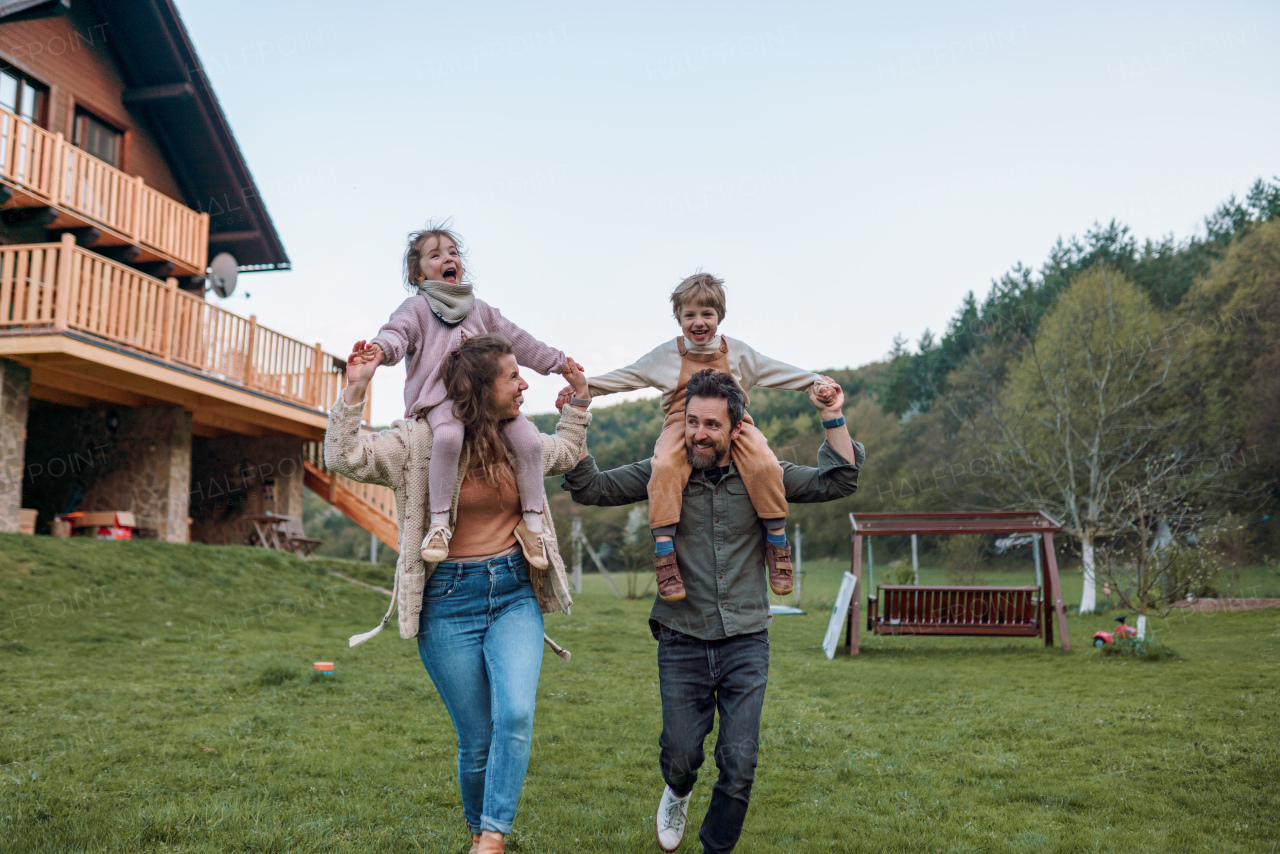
[1099,633,1179,661]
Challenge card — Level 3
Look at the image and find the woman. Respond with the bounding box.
[325,333,592,854]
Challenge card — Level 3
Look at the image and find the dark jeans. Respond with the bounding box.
[656,624,769,854]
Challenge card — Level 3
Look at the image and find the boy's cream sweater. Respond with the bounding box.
[586,334,822,410]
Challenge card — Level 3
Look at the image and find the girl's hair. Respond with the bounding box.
[443,333,517,490]
[404,220,469,290]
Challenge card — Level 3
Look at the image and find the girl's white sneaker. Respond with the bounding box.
[513,520,550,571]
[420,525,452,562]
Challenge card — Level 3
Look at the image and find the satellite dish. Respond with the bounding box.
[208,252,239,298]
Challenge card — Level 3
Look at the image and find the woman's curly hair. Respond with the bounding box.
[442,333,517,491]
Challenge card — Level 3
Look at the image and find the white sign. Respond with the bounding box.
[822,572,858,660]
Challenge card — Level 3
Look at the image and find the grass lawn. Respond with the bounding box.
[1,534,1277,853]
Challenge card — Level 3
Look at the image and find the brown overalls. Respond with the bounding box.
[648,336,789,530]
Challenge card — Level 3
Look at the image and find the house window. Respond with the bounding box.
[73,108,121,167]
[0,68,48,125]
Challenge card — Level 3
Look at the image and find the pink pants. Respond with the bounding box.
[427,402,543,516]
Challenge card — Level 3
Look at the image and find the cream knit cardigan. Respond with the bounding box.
[324,393,591,647]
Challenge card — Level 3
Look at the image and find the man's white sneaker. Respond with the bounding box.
[655,785,690,852]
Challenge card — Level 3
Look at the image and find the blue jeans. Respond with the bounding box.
[656,624,770,854]
[417,552,545,835]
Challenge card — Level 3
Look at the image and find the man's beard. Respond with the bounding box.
[686,436,729,470]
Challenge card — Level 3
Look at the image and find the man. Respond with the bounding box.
[563,368,863,853]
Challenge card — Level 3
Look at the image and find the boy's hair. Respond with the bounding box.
[442,334,517,491]
[670,272,726,321]
[684,368,745,428]
[404,220,468,290]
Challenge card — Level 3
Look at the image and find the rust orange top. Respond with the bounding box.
[447,465,520,559]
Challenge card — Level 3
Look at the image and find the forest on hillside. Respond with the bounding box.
[311,179,1280,610]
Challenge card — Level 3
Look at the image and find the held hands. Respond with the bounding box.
[809,376,844,418]
[550,358,585,375]
[342,340,381,405]
[559,358,590,410]
[346,340,381,386]
[813,378,839,406]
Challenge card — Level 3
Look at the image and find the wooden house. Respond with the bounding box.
[0,0,394,548]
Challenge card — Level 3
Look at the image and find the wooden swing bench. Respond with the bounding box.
[845,512,1071,654]
[869,585,1042,636]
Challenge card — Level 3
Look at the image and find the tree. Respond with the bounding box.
[952,266,1193,613]
[1096,465,1233,636]
[1178,218,1280,539]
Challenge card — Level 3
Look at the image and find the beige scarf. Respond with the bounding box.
[415,280,475,325]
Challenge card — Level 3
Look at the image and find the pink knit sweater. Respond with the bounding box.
[371,296,567,417]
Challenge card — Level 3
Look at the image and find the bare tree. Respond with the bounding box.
[1096,451,1257,634]
[947,266,1243,612]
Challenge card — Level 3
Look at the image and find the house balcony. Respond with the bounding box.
[0,236,367,439]
[0,105,209,278]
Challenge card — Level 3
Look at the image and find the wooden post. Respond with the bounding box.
[794,523,802,607]
[243,316,256,389]
[130,174,146,242]
[161,277,178,359]
[50,131,65,203]
[309,342,323,407]
[1033,532,1042,589]
[847,532,863,655]
[53,232,75,329]
[911,533,919,584]
[867,538,875,590]
[1041,532,1070,650]
[580,534,622,599]
[196,211,210,271]
[571,518,583,594]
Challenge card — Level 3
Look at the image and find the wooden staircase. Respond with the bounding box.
[302,441,398,550]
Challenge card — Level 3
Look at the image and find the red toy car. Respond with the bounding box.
[1093,615,1138,647]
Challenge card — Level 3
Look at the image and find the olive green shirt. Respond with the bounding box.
[563,440,864,640]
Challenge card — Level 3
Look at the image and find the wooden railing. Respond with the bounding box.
[0,107,208,274]
[0,236,359,414]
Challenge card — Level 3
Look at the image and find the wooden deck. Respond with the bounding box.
[0,236,369,438]
[0,107,208,276]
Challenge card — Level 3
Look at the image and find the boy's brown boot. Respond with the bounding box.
[468,832,482,854]
[476,831,506,853]
[766,541,794,595]
[655,551,686,601]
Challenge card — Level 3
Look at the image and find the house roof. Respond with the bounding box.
[2,0,290,271]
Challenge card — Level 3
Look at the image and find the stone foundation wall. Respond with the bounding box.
[189,437,305,546]
[21,404,192,542]
[0,359,31,533]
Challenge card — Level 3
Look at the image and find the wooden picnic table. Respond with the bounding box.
[243,513,324,558]
[243,513,295,552]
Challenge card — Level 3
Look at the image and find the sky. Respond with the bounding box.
[174,0,1280,426]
